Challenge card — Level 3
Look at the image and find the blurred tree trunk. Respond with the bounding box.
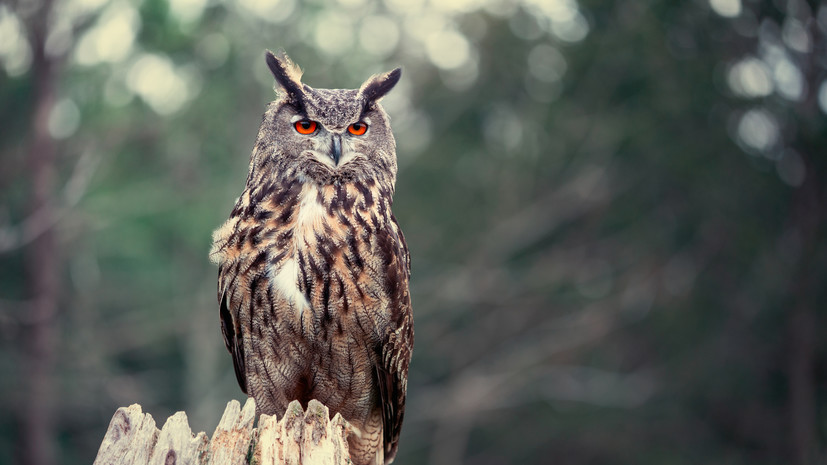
[787,150,821,465]
[21,1,58,464]
[787,19,824,463]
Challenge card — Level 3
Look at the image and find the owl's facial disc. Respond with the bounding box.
[305,128,356,170]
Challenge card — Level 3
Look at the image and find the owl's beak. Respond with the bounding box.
[330,135,342,165]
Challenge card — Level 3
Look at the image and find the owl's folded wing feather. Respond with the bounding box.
[377,307,413,463]
[376,218,414,463]
[219,273,248,394]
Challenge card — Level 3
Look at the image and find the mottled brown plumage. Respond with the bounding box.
[209,51,412,465]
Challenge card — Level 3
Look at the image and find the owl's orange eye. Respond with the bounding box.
[294,120,317,134]
[348,122,368,136]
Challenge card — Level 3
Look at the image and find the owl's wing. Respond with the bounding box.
[218,271,248,394]
[377,308,413,463]
[376,218,414,462]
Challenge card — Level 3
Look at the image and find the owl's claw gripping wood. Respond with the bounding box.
[209,50,413,465]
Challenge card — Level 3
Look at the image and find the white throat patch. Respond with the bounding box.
[268,184,327,311]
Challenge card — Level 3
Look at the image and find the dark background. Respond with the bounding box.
[1,0,825,464]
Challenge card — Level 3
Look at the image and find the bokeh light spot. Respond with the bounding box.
[430,0,484,14]
[65,0,110,17]
[359,15,400,58]
[127,54,199,115]
[709,0,741,17]
[74,1,140,66]
[509,9,544,41]
[237,0,295,23]
[524,74,562,103]
[526,0,579,23]
[48,99,81,139]
[527,43,567,83]
[314,13,355,56]
[45,18,73,58]
[0,6,32,76]
[169,0,208,24]
[736,109,778,152]
[336,0,368,7]
[782,19,810,53]
[386,0,425,15]
[483,106,523,152]
[727,57,772,97]
[772,57,804,101]
[818,80,827,115]
[483,0,518,17]
[818,6,827,35]
[549,11,589,43]
[440,58,479,91]
[197,33,230,69]
[426,29,471,70]
[405,13,448,43]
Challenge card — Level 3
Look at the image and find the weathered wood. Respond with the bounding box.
[208,398,256,465]
[253,400,351,465]
[93,398,352,465]
[93,404,159,465]
[150,412,209,465]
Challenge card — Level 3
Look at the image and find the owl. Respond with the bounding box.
[209,51,413,465]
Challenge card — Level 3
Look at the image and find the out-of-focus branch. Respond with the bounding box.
[411,292,657,420]
[0,150,99,253]
[479,163,614,263]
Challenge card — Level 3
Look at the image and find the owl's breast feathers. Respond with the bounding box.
[210,176,412,463]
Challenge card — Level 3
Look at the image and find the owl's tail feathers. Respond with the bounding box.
[346,409,385,465]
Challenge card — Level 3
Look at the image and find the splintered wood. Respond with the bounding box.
[93,399,352,465]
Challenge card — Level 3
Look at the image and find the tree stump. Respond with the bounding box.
[93,398,352,465]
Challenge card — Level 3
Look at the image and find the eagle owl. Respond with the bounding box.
[209,51,413,465]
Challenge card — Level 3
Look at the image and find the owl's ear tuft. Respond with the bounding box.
[358,67,402,104]
[266,50,305,103]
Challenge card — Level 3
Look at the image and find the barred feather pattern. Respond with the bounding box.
[211,157,412,464]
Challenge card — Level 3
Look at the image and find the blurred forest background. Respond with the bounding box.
[1,0,826,464]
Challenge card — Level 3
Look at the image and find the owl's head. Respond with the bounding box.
[249,51,402,188]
